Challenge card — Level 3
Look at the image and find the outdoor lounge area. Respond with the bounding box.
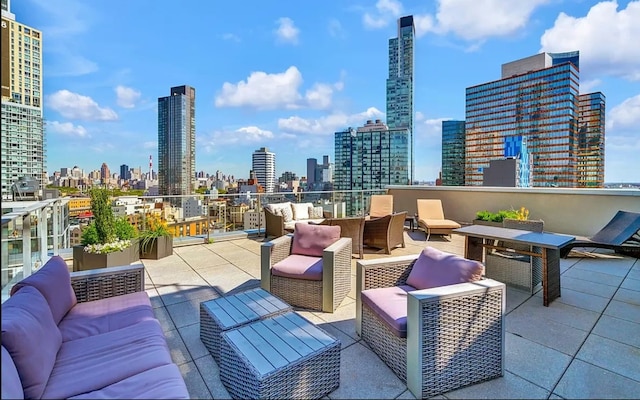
[134,229,638,399]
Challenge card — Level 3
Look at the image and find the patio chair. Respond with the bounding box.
[320,216,365,258]
[560,210,640,258]
[260,223,352,312]
[416,199,461,241]
[363,211,407,254]
[366,194,394,219]
[355,247,505,398]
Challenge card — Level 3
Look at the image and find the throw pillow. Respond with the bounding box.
[1,286,63,400]
[281,206,294,222]
[291,223,341,257]
[406,246,484,290]
[291,203,311,220]
[308,205,324,219]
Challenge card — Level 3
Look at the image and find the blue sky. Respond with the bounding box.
[15,0,640,183]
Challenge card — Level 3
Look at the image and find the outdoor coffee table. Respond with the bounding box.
[200,287,292,364]
[219,311,340,399]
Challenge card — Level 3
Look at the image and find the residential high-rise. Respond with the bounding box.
[252,147,275,193]
[119,164,130,181]
[465,51,599,188]
[577,92,605,188]
[157,85,196,197]
[306,158,318,186]
[100,162,110,184]
[441,120,466,186]
[1,0,45,200]
[386,15,415,184]
[334,120,408,215]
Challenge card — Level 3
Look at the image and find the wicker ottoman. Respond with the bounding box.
[220,312,341,399]
[200,288,292,364]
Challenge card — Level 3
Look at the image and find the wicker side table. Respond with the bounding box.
[200,288,292,364]
[220,312,341,399]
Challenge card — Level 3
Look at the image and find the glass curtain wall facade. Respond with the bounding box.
[386,15,414,184]
[441,120,466,186]
[577,92,605,188]
[334,120,408,215]
[252,147,275,193]
[1,2,45,200]
[465,54,580,187]
[158,85,196,198]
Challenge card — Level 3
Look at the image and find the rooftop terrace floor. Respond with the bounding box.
[140,229,640,399]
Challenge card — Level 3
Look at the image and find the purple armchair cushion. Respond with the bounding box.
[58,291,154,342]
[407,246,484,290]
[1,345,24,400]
[272,254,323,281]
[10,255,77,324]
[291,223,341,257]
[361,285,415,338]
[1,286,62,400]
[42,319,174,399]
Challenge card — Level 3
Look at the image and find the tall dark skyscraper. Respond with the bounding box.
[386,15,415,184]
[158,85,196,197]
[441,121,466,186]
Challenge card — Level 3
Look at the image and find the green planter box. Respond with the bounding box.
[73,241,140,272]
[140,236,173,260]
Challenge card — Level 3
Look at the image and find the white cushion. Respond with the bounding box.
[281,206,294,222]
[291,203,312,220]
[308,206,324,219]
[267,202,291,216]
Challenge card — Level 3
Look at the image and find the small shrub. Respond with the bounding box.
[114,217,138,240]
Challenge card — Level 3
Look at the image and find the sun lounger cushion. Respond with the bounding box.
[1,286,62,399]
[361,285,416,337]
[58,291,155,342]
[407,246,484,290]
[42,319,174,399]
[1,345,24,400]
[10,255,76,324]
[291,223,341,257]
[272,254,324,281]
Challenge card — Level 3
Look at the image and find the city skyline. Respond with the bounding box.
[16,0,640,183]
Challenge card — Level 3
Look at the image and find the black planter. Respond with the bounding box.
[472,219,503,227]
[73,241,140,272]
[140,236,173,260]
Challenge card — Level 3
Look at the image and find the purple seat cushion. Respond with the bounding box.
[406,246,484,290]
[291,223,341,257]
[272,254,323,281]
[1,286,62,400]
[1,345,24,400]
[10,255,77,324]
[67,364,189,399]
[42,319,174,399]
[58,291,155,342]
[361,285,416,338]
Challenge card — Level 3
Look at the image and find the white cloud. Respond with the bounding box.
[222,33,241,42]
[363,0,403,29]
[278,107,384,135]
[275,17,300,44]
[215,66,342,110]
[413,15,435,38]
[143,141,157,149]
[48,90,118,121]
[328,19,345,38]
[115,85,141,108]
[540,1,640,81]
[608,94,640,130]
[198,126,274,153]
[47,121,88,138]
[580,79,602,94]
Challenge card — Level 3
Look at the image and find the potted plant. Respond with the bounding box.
[73,188,139,271]
[503,206,544,232]
[139,212,173,259]
[473,209,518,227]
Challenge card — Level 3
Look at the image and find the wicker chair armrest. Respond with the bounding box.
[322,237,352,312]
[70,263,145,303]
[260,234,293,292]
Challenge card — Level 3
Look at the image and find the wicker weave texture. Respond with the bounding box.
[415,289,504,398]
[70,264,144,303]
[323,217,365,258]
[362,303,407,381]
[271,275,323,311]
[363,212,407,254]
[264,207,287,238]
[362,260,414,290]
[485,252,542,293]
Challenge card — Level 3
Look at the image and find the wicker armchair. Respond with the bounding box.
[69,263,145,303]
[264,206,288,238]
[363,211,407,254]
[320,217,365,258]
[261,234,352,312]
[355,254,505,399]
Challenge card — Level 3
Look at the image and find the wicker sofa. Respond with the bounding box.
[263,201,327,238]
[355,248,505,398]
[1,256,189,399]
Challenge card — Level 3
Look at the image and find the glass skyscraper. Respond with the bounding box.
[465,52,583,187]
[441,120,466,186]
[577,92,605,187]
[1,0,45,200]
[157,85,196,197]
[386,15,414,184]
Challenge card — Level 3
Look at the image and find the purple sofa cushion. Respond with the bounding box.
[1,286,62,400]
[361,285,415,338]
[10,255,77,324]
[272,254,323,281]
[406,246,484,290]
[1,345,24,400]
[58,291,155,342]
[67,364,189,399]
[42,319,173,399]
[291,223,341,257]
